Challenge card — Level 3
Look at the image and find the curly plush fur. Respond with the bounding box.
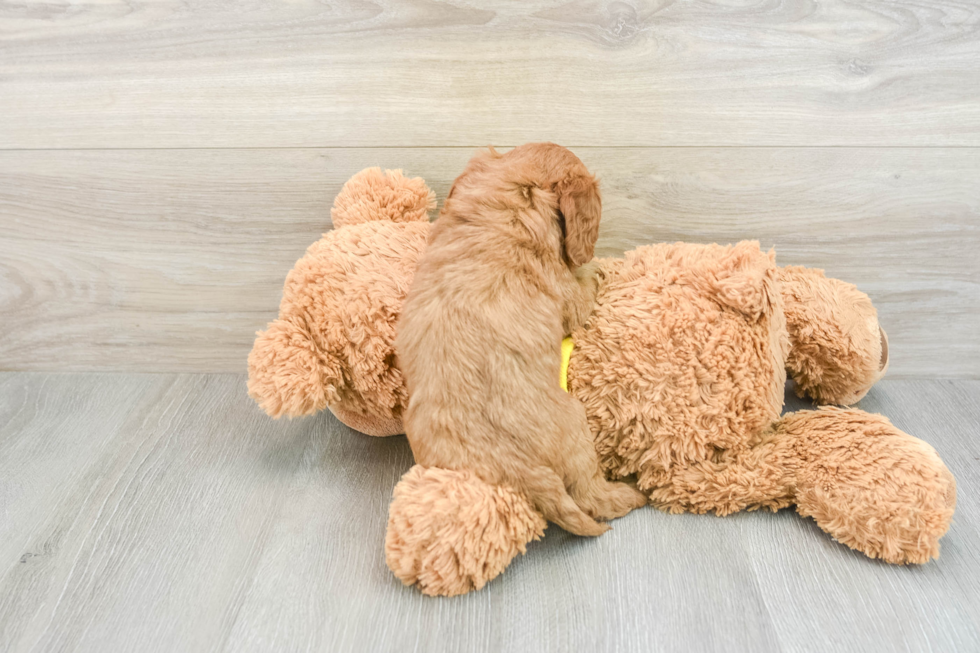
[248,168,434,428]
[778,266,889,405]
[570,241,789,492]
[249,165,956,597]
[385,466,546,597]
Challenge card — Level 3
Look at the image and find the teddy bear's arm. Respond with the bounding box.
[777,266,889,405]
[247,313,343,419]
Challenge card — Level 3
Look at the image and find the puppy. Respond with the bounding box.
[396,143,646,536]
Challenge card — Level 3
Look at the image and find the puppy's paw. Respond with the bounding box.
[590,482,648,521]
[574,260,602,294]
[575,519,612,537]
[555,509,610,537]
[563,261,603,334]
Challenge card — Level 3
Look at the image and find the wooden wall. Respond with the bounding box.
[1,1,978,376]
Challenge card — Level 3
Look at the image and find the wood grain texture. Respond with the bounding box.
[1,147,977,376]
[0,373,317,652]
[1,0,979,148]
[0,374,977,653]
[751,380,980,653]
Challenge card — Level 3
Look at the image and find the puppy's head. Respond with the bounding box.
[447,143,601,267]
[512,143,601,267]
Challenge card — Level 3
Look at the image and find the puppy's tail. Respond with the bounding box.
[522,469,610,537]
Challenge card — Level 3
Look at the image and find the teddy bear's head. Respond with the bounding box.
[247,168,434,434]
[778,266,890,406]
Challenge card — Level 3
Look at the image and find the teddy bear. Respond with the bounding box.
[248,167,956,597]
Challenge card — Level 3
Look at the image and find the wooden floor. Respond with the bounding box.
[1,375,978,653]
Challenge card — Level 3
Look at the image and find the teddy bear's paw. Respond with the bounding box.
[331,168,435,229]
[385,466,546,597]
[788,408,956,564]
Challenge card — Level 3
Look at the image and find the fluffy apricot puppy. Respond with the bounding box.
[395,143,647,536]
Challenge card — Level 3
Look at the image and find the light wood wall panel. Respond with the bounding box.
[1,0,979,148]
[1,147,976,376]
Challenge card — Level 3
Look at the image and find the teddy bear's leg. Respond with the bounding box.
[647,408,956,563]
[646,430,798,516]
[777,266,889,405]
[784,408,956,564]
[385,466,546,596]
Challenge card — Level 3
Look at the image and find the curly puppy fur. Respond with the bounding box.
[396,143,647,537]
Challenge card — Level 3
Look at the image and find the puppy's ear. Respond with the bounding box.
[556,173,601,267]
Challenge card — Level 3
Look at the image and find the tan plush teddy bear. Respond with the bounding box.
[248,168,956,597]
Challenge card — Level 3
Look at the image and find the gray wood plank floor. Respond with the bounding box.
[1,374,977,653]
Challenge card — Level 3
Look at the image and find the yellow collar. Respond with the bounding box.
[560,337,574,392]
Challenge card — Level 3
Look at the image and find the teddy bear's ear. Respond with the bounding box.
[247,316,343,418]
[330,168,436,229]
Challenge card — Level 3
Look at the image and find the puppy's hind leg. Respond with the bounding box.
[560,402,648,521]
[521,468,610,537]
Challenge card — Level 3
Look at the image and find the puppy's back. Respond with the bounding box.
[396,144,648,538]
[397,202,565,455]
